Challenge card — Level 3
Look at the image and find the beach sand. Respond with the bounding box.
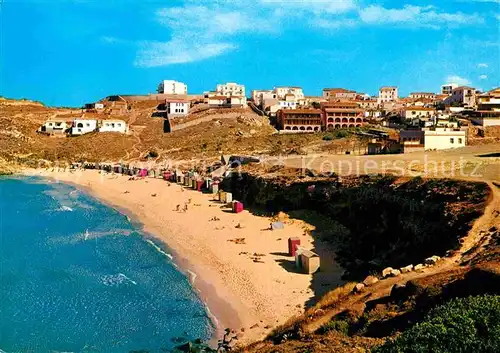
[25,169,344,343]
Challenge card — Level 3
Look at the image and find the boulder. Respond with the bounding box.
[353,283,365,293]
[400,265,414,274]
[414,264,426,271]
[424,256,441,266]
[363,275,379,286]
[382,267,394,278]
[390,269,401,277]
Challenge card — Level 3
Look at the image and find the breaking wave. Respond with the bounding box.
[101,273,137,287]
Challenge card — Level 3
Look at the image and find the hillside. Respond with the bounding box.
[0,98,369,167]
[232,176,500,353]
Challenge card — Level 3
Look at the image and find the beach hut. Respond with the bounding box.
[211,182,219,195]
[271,221,285,230]
[297,249,320,274]
[225,192,233,203]
[178,175,184,184]
[288,237,301,256]
[184,176,191,186]
[191,179,197,189]
[232,201,244,213]
[196,180,204,192]
[139,169,148,178]
[219,191,227,203]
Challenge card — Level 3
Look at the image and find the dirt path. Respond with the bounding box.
[303,178,500,333]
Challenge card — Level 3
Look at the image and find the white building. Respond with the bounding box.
[40,118,69,135]
[445,86,477,107]
[274,87,305,100]
[477,88,500,111]
[251,90,276,107]
[165,99,190,117]
[279,100,297,110]
[157,80,188,95]
[99,120,128,134]
[71,119,98,135]
[378,86,399,103]
[441,83,458,95]
[423,127,466,150]
[400,107,435,120]
[216,82,246,97]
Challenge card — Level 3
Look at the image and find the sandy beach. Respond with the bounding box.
[23,168,343,342]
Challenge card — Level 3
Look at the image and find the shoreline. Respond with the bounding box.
[38,175,239,343]
[21,168,344,343]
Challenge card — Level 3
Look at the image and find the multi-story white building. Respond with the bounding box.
[445,86,477,107]
[378,86,399,103]
[274,86,305,100]
[99,120,129,134]
[71,119,98,135]
[165,99,190,117]
[441,83,458,95]
[157,80,188,95]
[216,82,246,97]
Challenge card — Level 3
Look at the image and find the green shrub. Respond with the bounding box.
[323,134,333,141]
[374,295,500,353]
[334,130,349,138]
[319,319,350,335]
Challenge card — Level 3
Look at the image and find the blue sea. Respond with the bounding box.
[0,177,214,353]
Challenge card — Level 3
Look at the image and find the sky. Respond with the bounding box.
[1,0,499,107]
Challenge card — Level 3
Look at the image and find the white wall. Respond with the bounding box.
[71,120,97,135]
[158,80,188,95]
[167,102,189,115]
[99,121,128,133]
[424,129,466,150]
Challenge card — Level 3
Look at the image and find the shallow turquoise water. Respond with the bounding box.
[0,177,213,352]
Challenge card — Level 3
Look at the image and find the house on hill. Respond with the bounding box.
[39,118,70,136]
[165,98,190,117]
[71,119,98,135]
[99,120,129,134]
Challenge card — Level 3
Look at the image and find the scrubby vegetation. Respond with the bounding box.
[374,295,500,353]
[224,174,490,278]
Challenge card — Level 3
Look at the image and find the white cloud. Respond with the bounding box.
[132,1,488,67]
[479,74,488,80]
[134,4,271,67]
[259,0,357,14]
[359,5,484,28]
[478,63,489,68]
[446,75,472,86]
[135,40,237,67]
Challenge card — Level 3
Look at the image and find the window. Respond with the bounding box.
[458,138,463,144]
[86,123,90,127]
[450,138,454,144]
[48,123,53,126]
